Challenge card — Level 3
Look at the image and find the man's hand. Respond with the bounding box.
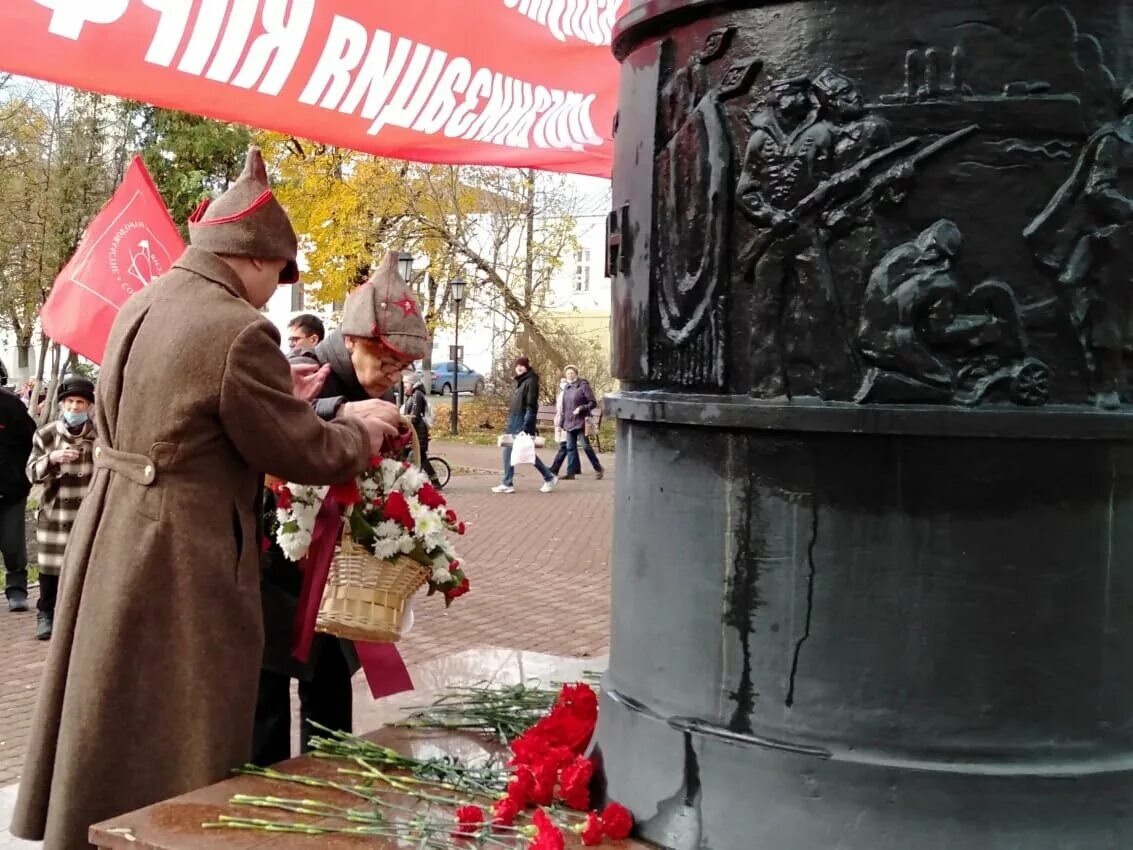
[49,448,79,465]
[291,363,330,402]
[574,406,586,416]
[339,398,402,444]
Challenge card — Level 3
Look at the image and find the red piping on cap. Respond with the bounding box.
[189,190,275,226]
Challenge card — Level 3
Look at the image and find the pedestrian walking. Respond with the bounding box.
[25,375,97,640]
[0,361,35,613]
[493,357,557,494]
[403,378,441,487]
[557,365,603,480]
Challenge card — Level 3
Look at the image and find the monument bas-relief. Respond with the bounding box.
[612,4,1133,409]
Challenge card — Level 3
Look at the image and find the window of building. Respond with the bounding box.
[573,249,591,292]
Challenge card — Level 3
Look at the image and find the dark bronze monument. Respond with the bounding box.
[598,2,1133,847]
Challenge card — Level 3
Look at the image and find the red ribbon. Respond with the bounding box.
[291,496,414,699]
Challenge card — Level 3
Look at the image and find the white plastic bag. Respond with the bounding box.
[511,432,537,465]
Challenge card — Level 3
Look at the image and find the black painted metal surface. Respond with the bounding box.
[599,2,1133,847]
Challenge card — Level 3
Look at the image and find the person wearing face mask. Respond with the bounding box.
[25,376,97,641]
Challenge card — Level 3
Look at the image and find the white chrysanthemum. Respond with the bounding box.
[372,537,403,560]
[374,519,403,539]
[398,466,429,493]
[431,564,452,584]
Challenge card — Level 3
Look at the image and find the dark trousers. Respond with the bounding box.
[38,573,58,614]
[551,430,602,475]
[251,637,354,766]
[0,498,28,598]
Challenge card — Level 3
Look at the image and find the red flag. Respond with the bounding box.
[0,1,621,177]
[40,157,183,364]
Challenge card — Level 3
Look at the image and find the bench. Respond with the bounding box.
[535,404,604,453]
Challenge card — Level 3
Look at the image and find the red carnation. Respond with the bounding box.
[457,521,467,535]
[579,812,604,846]
[382,490,415,530]
[445,509,457,523]
[531,809,565,850]
[510,731,550,767]
[274,486,293,510]
[531,757,558,806]
[368,455,384,468]
[417,483,446,509]
[454,805,485,837]
[507,765,536,806]
[444,576,470,601]
[327,480,361,506]
[492,794,522,827]
[600,802,634,840]
[558,756,594,811]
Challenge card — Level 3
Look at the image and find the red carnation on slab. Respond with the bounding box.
[492,794,522,827]
[600,802,634,840]
[454,804,484,837]
[530,808,565,850]
[558,756,594,811]
[579,812,604,846]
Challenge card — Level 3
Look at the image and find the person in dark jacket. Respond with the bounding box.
[253,254,428,765]
[403,379,440,486]
[555,365,604,480]
[0,364,35,612]
[493,357,557,494]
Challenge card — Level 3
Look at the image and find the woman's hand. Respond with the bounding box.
[49,448,79,465]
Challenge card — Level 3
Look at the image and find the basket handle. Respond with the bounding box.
[402,415,422,469]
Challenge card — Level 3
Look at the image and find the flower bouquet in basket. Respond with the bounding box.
[271,457,468,644]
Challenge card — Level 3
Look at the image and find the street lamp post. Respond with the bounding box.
[395,251,414,408]
[449,279,465,437]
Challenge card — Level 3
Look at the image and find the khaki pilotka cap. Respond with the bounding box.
[339,251,430,360]
[187,146,300,283]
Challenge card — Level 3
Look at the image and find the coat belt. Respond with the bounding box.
[93,445,156,487]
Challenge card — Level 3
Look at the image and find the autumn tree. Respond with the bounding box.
[0,83,130,375]
[127,105,253,236]
[254,133,594,373]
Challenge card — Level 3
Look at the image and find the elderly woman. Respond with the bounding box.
[253,252,429,766]
[558,365,603,480]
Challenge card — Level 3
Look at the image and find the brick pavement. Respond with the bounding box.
[0,445,612,814]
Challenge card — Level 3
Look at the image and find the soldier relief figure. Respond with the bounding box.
[738,70,897,398]
[1026,84,1133,409]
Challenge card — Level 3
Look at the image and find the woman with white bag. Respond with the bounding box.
[492,357,557,494]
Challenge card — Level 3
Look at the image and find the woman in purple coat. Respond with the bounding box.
[558,365,604,480]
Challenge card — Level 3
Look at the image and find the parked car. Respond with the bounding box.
[414,361,485,396]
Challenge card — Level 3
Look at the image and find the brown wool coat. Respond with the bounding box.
[11,247,372,850]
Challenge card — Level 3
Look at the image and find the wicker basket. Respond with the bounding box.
[315,528,429,643]
[315,420,428,643]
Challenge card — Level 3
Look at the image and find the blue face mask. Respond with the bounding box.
[62,410,89,428]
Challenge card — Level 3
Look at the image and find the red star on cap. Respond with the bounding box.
[393,295,419,317]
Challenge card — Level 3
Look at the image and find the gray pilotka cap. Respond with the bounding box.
[187,146,299,284]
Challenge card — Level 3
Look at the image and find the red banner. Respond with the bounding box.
[0,1,622,177]
[40,156,184,364]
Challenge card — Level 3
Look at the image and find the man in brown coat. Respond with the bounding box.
[11,147,399,850]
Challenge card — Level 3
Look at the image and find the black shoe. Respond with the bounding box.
[595,470,604,480]
[35,611,52,641]
[7,591,28,613]
[562,474,576,480]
